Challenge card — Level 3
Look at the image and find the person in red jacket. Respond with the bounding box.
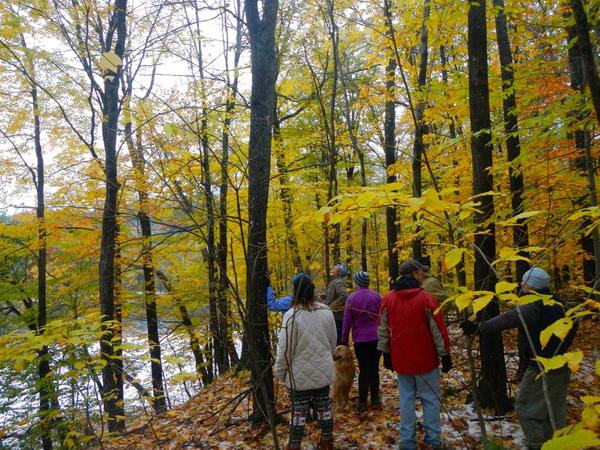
[378,259,451,450]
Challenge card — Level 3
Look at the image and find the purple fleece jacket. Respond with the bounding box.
[340,287,382,345]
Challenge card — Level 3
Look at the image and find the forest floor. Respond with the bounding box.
[104,319,599,449]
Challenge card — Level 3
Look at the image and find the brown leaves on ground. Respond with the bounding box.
[104,319,599,449]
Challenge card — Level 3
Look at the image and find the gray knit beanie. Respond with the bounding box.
[521,267,550,290]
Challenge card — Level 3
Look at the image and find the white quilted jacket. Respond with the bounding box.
[274,303,337,391]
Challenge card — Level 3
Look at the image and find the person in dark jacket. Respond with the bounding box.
[378,260,451,450]
[341,271,382,413]
[461,267,577,450]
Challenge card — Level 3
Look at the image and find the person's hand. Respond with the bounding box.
[441,354,452,373]
[460,320,479,336]
[383,352,394,371]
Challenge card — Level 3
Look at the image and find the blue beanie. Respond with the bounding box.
[292,274,314,301]
[353,271,370,287]
[522,267,550,290]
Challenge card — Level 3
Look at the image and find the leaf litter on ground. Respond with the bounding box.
[105,319,598,449]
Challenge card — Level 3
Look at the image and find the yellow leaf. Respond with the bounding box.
[497,210,543,226]
[421,189,448,211]
[472,292,495,314]
[596,360,600,376]
[516,293,551,306]
[497,247,531,263]
[444,248,465,271]
[541,428,600,450]
[455,292,474,312]
[536,351,583,374]
[495,281,518,295]
[582,406,600,432]
[540,318,573,349]
[581,396,600,406]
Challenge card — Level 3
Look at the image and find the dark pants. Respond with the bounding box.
[354,340,381,404]
[515,366,570,449]
[335,319,343,345]
[289,386,333,448]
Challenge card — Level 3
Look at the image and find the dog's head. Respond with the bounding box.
[333,345,353,361]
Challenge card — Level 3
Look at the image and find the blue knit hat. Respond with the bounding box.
[353,271,370,287]
[521,267,550,290]
[292,273,314,301]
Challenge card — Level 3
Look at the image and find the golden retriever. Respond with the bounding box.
[331,345,355,407]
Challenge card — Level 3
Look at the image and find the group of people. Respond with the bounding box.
[270,261,576,450]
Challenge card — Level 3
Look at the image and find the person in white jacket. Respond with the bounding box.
[274,274,337,450]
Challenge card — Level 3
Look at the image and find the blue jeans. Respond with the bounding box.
[397,368,441,449]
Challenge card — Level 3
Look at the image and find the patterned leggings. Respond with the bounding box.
[289,386,333,447]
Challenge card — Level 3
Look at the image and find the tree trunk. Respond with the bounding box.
[440,45,467,287]
[219,1,243,368]
[570,0,600,126]
[245,0,279,426]
[98,0,127,432]
[383,0,399,281]
[493,0,531,380]
[191,0,227,376]
[155,270,211,386]
[493,0,530,283]
[411,0,431,260]
[32,80,53,450]
[339,59,367,270]
[467,0,511,414]
[326,0,340,265]
[273,114,303,270]
[566,20,600,284]
[123,99,166,413]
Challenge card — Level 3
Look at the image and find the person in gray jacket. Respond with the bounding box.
[324,264,349,344]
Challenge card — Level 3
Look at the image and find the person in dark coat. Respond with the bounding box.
[461,267,577,450]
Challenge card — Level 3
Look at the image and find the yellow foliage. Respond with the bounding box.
[536,351,584,374]
[540,318,574,349]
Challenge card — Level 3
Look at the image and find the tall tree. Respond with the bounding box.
[411,0,431,260]
[466,0,511,414]
[570,0,600,126]
[383,0,399,280]
[98,0,128,432]
[493,0,529,283]
[568,0,600,283]
[123,95,166,413]
[244,0,279,426]
[218,0,243,368]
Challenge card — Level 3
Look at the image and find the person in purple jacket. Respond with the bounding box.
[341,271,382,414]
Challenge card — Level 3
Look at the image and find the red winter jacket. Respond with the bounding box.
[379,285,450,375]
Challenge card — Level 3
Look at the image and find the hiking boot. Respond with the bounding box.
[355,401,367,414]
[370,396,382,410]
[420,443,441,450]
[319,438,334,450]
